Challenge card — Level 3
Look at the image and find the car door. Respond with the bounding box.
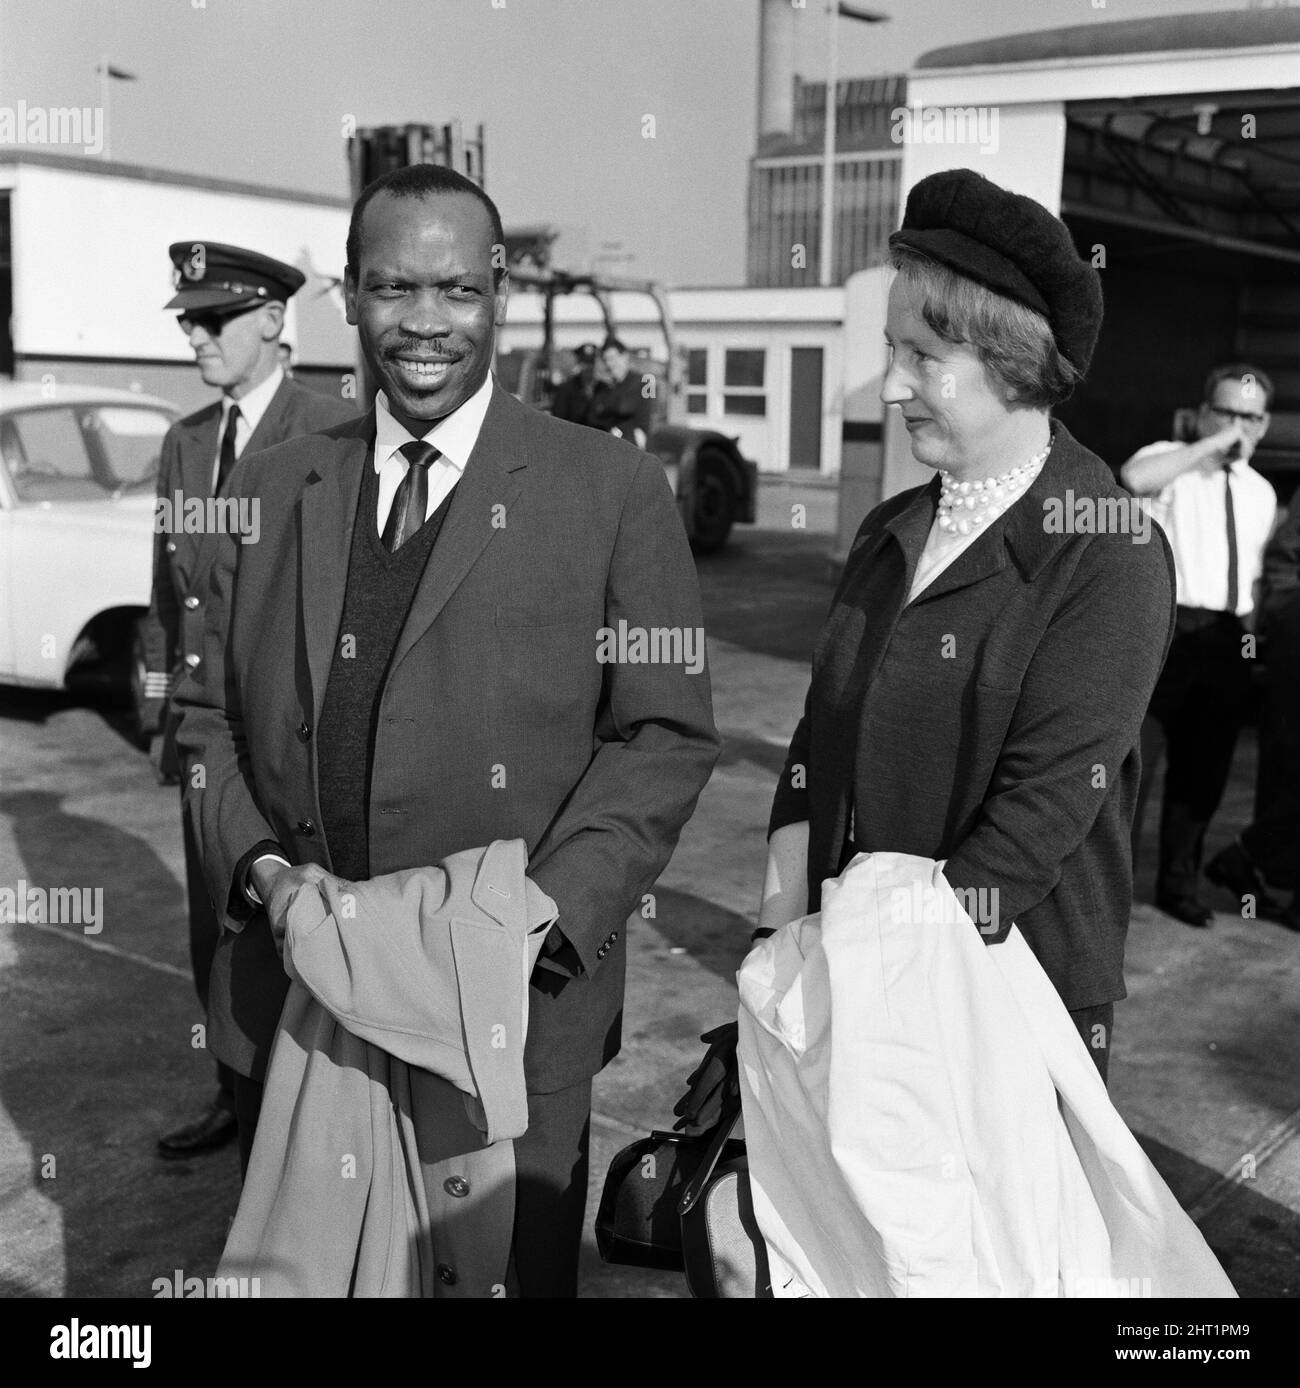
[3,404,110,683]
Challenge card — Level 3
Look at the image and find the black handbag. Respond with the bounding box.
[676,1096,772,1299]
[594,1099,745,1271]
[596,1024,772,1296]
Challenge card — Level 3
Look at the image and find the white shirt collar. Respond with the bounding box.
[222,364,284,437]
[373,373,494,475]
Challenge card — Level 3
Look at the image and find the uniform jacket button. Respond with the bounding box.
[184,653,201,668]
[184,595,200,609]
[443,1175,470,1198]
[297,819,316,837]
[165,541,177,554]
[436,1263,457,1286]
[296,721,311,742]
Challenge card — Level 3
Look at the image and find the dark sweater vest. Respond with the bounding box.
[316,456,454,881]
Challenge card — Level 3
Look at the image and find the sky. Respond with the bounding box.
[0,0,1268,286]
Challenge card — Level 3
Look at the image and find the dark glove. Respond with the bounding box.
[672,1022,739,1138]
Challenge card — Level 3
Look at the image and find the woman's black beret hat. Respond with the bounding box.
[888,168,1104,377]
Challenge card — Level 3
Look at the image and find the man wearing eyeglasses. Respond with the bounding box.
[1122,363,1279,928]
[145,241,355,1159]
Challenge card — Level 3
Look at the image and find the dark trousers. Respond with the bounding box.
[1132,608,1252,899]
[182,796,236,1111]
[230,1072,593,1298]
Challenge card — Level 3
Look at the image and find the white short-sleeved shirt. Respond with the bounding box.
[1131,441,1276,615]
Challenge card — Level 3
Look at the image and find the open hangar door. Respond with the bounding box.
[1054,89,1300,505]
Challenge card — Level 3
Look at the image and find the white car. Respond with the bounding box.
[0,383,178,733]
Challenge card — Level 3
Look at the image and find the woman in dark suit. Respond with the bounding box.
[759,170,1176,1081]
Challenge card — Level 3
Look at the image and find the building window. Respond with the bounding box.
[723,348,766,417]
[685,348,708,415]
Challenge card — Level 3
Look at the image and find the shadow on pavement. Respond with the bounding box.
[0,683,145,755]
[696,532,835,664]
[1137,1132,1300,1298]
[0,786,236,1297]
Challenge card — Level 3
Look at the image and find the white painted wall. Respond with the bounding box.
[499,285,846,474]
[6,163,353,367]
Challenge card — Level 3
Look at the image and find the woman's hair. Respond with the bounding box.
[888,245,1082,408]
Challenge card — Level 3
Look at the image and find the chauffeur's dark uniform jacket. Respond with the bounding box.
[141,375,357,755]
[770,422,1177,1011]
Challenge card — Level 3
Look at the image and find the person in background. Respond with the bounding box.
[1205,499,1300,931]
[589,336,652,449]
[145,242,354,1160]
[1122,365,1279,928]
[277,340,295,377]
[551,342,599,425]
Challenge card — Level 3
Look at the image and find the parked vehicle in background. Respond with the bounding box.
[0,383,176,733]
[503,263,759,553]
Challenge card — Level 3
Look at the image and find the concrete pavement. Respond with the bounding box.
[0,517,1297,1298]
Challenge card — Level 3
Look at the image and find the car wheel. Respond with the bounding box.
[127,619,152,747]
[691,454,735,554]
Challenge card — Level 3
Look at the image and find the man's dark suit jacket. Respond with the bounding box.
[172,382,721,1092]
[141,374,356,750]
[770,421,1176,1011]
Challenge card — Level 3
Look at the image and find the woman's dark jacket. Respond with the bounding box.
[769,422,1176,1010]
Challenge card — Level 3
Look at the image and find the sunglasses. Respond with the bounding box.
[1205,404,1267,425]
[177,304,261,336]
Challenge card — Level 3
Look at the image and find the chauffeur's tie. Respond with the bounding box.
[383,439,441,552]
[215,403,241,494]
[1224,464,1239,616]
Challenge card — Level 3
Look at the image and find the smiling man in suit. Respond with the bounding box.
[147,242,356,1160]
[172,163,720,1296]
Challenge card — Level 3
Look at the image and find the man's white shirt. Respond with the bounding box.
[1131,441,1276,615]
[371,373,493,533]
[212,365,284,491]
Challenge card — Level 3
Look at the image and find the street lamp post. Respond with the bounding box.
[818,4,890,287]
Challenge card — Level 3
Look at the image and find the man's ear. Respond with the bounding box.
[261,302,286,342]
[493,271,511,327]
[344,270,359,327]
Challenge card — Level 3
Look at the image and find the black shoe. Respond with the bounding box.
[1157,894,1213,928]
[157,1101,238,1159]
[1205,842,1287,920]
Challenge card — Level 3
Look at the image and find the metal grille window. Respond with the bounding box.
[724,349,766,416]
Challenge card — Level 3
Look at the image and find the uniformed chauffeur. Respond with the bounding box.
[144,241,355,1158]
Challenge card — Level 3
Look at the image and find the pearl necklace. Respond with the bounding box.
[936,439,1052,536]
